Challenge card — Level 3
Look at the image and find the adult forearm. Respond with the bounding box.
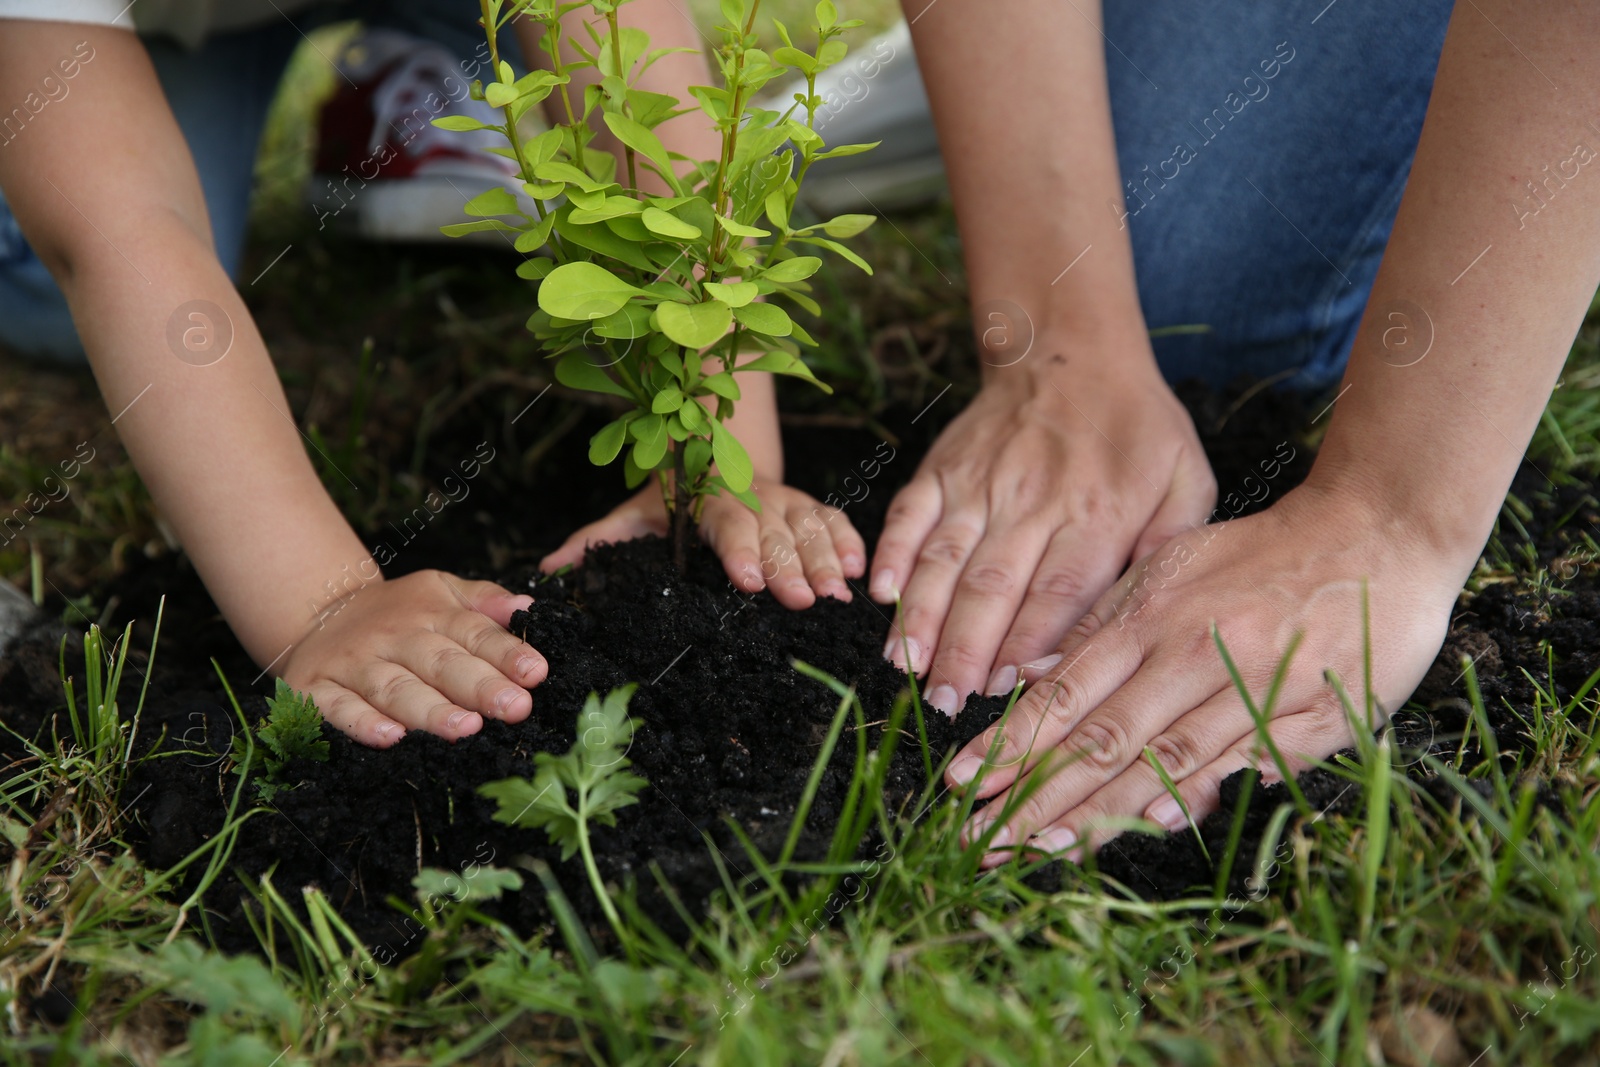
[1311,0,1600,562]
[906,0,1147,368]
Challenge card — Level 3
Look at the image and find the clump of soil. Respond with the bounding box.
[0,379,1587,953]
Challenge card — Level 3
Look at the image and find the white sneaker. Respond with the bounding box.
[308,28,542,245]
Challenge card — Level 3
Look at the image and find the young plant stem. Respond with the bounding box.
[604,6,640,194]
[576,812,623,934]
[672,433,692,574]
[706,0,763,272]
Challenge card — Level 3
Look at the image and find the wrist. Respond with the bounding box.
[1296,457,1491,576]
[977,321,1166,403]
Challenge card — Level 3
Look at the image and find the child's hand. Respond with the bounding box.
[542,481,866,608]
[280,570,546,747]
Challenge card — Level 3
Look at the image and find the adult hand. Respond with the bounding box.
[873,340,1217,716]
[542,480,866,609]
[281,570,546,747]
[949,480,1471,865]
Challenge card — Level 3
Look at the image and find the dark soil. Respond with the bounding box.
[0,377,1589,955]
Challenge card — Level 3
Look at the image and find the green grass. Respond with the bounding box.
[6,7,1600,1064]
[4,584,1600,1065]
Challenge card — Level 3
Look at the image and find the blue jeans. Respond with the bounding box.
[0,1,485,363]
[1101,0,1455,391]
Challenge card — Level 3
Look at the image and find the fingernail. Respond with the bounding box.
[446,711,469,730]
[1031,826,1077,854]
[508,594,534,611]
[1148,796,1187,833]
[842,553,865,574]
[1022,653,1063,677]
[984,822,1013,850]
[820,580,850,601]
[948,754,982,786]
[494,690,520,715]
[883,634,922,673]
[985,665,1018,696]
[376,722,402,741]
[516,655,541,678]
[869,569,897,601]
[927,684,959,718]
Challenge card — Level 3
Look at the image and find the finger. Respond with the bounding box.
[540,503,667,573]
[945,622,1143,798]
[307,682,406,748]
[701,495,767,593]
[869,475,943,603]
[920,518,1053,717]
[1144,699,1350,832]
[989,526,1128,695]
[356,658,481,740]
[441,573,535,629]
[1130,451,1217,564]
[439,610,547,717]
[398,633,529,723]
[787,501,851,602]
[883,507,986,679]
[831,509,868,580]
[1021,558,1148,682]
[759,509,814,610]
[966,668,1227,853]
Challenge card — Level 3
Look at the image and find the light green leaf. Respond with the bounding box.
[676,398,706,431]
[711,422,754,493]
[439,219,517,238]
[656,300,732,349]
[795,235,873,274]
[761,256,822,283]
[816,0,838,30]
[815,141,880,160]
[818,213,875,238]
[704,281,759,307]
[516,258,554,280]
[716,215,771,239]
[432,115,493,132]
[737,350,831,392]
[733,302,793,337]
[555,351,634,400]
[764,188,790,229]
[602,112,683,194]
[538,261,642,320]
[641,206,703,240]
[631,414,669,469]
[772,46,817,77]
[817,38,847,69]
[588,416,632,465]
[651,388,685,413]
[568,196,647,225]
[702,372,741,400]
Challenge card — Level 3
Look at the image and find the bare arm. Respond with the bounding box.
[871,0,1215,714]
[0,21,544,744]
[951,0,1600,857]
[1313,0,1600,563]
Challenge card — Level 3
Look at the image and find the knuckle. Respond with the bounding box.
[1069,717,1129,772]
[428,642,467,679]
[957,562,1020,600]
[1028,565,1088,605]
[370,668,410,708]
[1146,731,1200,779]
[918,531,973,568]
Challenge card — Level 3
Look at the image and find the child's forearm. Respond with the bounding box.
[0,24,376,670]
